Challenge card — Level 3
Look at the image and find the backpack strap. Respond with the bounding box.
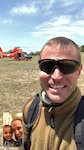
[74,96,84,148]
[23,94,41,150]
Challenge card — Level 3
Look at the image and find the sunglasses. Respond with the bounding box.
[38,59,81,75]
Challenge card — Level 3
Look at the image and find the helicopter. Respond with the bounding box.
[1,47,32,60]
[0,47,7,58]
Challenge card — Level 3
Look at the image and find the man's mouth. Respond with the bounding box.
[49,85,66,89]
[18,134,22,139]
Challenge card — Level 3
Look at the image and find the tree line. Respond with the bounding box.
[29,45,84,56]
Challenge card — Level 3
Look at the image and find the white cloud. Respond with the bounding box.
[31,14,84,39]
[59,0,78,7]
[35,16,71,29]
[10,4,38,15]
[44,0,56,10]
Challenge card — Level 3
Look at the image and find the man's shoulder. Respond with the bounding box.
[23,97,35,123]
[23,94,40,125]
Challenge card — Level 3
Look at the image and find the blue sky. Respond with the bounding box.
[0,0,84,53]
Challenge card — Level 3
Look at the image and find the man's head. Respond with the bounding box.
[11,118,23,140]
[3,125,13,141]
[38,37,82,103]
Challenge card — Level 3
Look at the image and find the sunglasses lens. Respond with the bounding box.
[39,59,80,75]
[59,60,80,74]
[39,61,55,74]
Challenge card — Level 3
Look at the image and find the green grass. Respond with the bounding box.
[0,53,84,125]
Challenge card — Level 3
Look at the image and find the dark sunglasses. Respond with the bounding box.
[38,59,81,75]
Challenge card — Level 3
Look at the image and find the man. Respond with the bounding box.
[11,118,23,147]
[23,37,84,150]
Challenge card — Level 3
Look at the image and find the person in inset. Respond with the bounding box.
[23,36,84,150]
[3,125,17,147]
[11,118,23,147]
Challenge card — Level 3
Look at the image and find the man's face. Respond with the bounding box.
[11,120,23,140]
[3,127,13,141]
[39,44,82,103]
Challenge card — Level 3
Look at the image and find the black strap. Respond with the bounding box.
[74,96,84,148]
[27,93,40,126]
[23,94,41,150]
[74,96,84,128]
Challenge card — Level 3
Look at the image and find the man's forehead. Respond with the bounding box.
[44,43,76,50]
[41,44,78,57]
[12,124,22,130]
[12,120,22,125]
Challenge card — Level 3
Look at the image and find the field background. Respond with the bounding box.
[0,53,84,126]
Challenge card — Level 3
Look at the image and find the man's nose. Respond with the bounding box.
[51,68,63,80]
[15,130,19,135]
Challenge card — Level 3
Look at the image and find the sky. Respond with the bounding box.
[0,0,84,53]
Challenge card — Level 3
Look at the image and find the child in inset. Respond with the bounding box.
[3,125,18,147]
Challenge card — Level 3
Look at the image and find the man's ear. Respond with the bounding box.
[78,64,82,76]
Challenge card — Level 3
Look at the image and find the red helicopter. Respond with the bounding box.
[7,47,24,60]
[0,47,7,58]
[1,47,32,60]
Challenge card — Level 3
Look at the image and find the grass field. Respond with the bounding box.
[0,53,84,125]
